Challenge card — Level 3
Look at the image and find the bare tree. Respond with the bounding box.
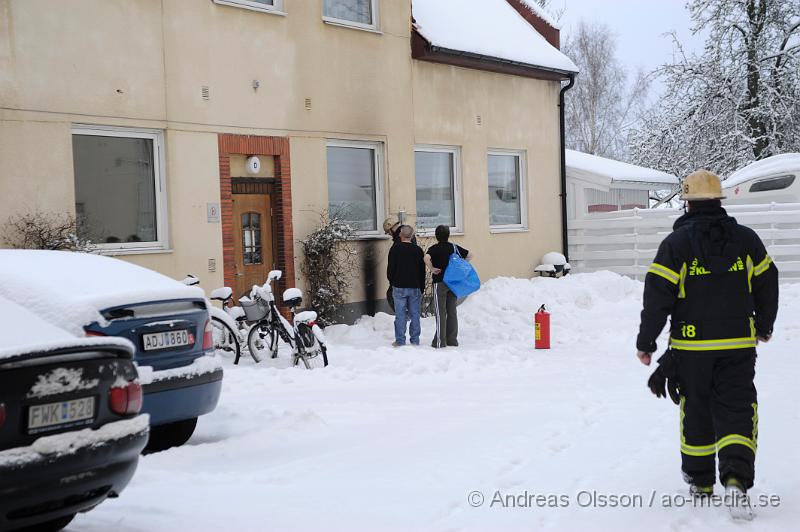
[563,21,650,159]
[3,211,93,251]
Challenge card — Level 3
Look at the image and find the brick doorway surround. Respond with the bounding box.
[218,134,294,297]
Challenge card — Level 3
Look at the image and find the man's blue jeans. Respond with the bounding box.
[392,287,421,345]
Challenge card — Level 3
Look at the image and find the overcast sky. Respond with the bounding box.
[554,0,705,79]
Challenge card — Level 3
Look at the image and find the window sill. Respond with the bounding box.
[351,233,391,242]
[213,0,287,16]
[322,17,382,34]
[489,227,529,234]
[94,247,173,256]
[416,230,464,238]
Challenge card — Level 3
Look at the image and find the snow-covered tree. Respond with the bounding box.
[299,211,357,325]
[563,21,649,159]
[630,0,800,178]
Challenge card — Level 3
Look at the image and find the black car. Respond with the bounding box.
[0,296,149,532]
[0,250,223,453]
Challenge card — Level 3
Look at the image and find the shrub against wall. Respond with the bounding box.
[300,211,357,326]
[3,211,92,251]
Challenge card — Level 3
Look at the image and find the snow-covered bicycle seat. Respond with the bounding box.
[210,286,233,301]
[294,310,317,324]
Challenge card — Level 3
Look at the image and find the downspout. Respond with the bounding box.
[559,73,575,262]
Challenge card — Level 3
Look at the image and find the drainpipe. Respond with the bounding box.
[559,73,575,262]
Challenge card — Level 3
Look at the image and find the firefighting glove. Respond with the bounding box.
[647,351,680,405]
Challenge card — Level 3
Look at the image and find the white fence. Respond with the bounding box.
[568,203,800,281]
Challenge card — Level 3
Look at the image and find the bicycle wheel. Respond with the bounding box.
[247,322,278,362]
[211,316,241,363]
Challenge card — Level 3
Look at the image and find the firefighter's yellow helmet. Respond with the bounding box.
[680,169,726,201]
[382,217,397,233]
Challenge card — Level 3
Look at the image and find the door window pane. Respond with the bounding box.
[324,0,373,25]
[327,145,378,231]
[73,134,157,244]
[415,151,455,229]
[242,212,262,265]
[750,175,796,192]
[488,154,522,226]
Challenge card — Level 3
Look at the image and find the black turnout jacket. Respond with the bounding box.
[637,204,779,354]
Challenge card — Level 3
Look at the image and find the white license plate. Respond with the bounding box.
[28,397,95,433]
[142,329,191,351]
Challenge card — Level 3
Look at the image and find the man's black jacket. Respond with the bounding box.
[637,204,779,354]
[387,241,425,290]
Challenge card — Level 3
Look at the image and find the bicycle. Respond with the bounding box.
[181,275,251,364]
[244,272,329,369]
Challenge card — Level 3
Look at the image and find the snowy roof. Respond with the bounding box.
[517,0,560,30]
[0,294,132,362]
[723,153,800,188]
[412,0,578,74]
[566,150,678,188]
[0,250,206,336]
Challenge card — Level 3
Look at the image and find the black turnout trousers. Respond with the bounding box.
[676,350,758,489]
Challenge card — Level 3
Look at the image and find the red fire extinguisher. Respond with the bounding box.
[535,304,550,349]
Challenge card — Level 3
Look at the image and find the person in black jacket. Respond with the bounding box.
[383,217,417,311]
[387,225,425,346]
[636,170,778,509]
[425,225,472,348]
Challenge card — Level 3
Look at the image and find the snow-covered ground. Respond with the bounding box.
[73,272,800,531]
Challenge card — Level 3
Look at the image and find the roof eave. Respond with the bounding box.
[412,30,576,81]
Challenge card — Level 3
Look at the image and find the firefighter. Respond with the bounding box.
[635,170,778,511]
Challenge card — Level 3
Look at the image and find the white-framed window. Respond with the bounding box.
[72,125,169,252]
[488,149,528,231]
[414,145,462,233]
[213,0,286,15]
[326,140,385,235]
[322,0,380,31]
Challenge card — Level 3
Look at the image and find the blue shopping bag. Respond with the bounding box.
[443,244,481,298]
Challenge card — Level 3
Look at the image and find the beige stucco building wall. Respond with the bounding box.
[0,0,564,308]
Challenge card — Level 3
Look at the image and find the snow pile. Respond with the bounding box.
[412,0,577,73]
[566,149,678,186]
[0,250,205,335]
[27,367,99,399]
[136,355,223,386]
[77,272,800,531]
[0,415,149,469]
[724,153,800,188]
[0,294,133,362]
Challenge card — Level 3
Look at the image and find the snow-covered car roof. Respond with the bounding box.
[412,0,578,74]
[0,250,206,336]
[724,153,800,188]
[0,294,133,362]
[566,150,678,188]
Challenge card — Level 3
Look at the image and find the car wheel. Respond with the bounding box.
[15,514,75,532]
[145,417,198,453]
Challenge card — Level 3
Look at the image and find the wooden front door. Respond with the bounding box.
[232,193,273,298]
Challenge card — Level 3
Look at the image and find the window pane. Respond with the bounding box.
[488,154,521,226]
[242,212,262,265]
[750,174,796,192]
[253,0,274,4]
[327,146,377,231]
[415,151,455,230]
[73,135,157,243]
[324,0,372,25]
